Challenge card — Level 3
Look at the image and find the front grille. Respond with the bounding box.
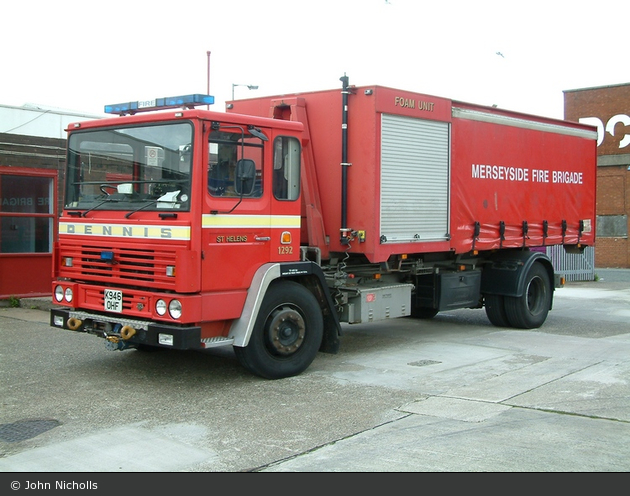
[59,242,178,290]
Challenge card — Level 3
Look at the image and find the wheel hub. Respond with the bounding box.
[527,276,546,313]
[267,307,305,355]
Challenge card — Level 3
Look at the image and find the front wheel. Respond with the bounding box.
[234,281,323,379]
[504,262,552,329]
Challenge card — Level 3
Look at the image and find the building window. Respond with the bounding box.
[0,174,54,253]
[596,214,628,238]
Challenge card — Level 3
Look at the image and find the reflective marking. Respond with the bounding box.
[202,214,300,229]
[59,222,191,240]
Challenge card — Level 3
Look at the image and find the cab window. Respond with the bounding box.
[208,130,263,198]
[273,136,300,201]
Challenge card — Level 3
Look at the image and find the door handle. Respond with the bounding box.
[255,236,271,242]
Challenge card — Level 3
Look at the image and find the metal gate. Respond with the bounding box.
[545,245,595,282]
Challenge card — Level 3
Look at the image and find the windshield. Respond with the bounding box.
[65,122,193,213]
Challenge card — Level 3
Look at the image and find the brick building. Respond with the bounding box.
[564,83,630,268]
[0,104,101,298]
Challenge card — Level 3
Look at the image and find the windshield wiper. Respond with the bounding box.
[82,198,119,217]
[125,190,183,218]
[125,201,157,219]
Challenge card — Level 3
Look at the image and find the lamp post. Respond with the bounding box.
[206,50,211,110]
[231,83,259,100]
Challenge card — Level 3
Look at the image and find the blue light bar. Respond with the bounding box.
[104,94,215,115]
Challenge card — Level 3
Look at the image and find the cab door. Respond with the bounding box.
[202,127,271,297]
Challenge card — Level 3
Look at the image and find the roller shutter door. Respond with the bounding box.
[380,114,450,243]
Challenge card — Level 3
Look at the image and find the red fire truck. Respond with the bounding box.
[50,77,597,379]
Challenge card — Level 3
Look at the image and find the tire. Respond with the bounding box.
[234,281,323,379]
[484,294,510,327]
[504,263,551,329]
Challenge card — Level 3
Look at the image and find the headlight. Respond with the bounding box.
[156,299,167,316]
[168,299,182,319]
[64,287,73,302]
[54,285,64,302]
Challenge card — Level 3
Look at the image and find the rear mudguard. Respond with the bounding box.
[480,250,555,302]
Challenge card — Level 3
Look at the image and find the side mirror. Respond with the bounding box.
[234,159,256,196]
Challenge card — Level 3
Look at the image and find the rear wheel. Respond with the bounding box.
[234,281,323,379]
[504,263,551,329]
[484,294,510,327]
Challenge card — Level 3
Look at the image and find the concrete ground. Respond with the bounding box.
[0,268,629,472]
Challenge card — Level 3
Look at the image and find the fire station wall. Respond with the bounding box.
[0,133,65,211]
[0,132,64,298]
[564,83,630,268]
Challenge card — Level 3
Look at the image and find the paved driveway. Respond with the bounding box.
[1,269,629,472]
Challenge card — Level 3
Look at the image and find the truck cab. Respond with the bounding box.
[51,95,338,379]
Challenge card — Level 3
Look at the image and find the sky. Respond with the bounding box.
[2,0,628,120]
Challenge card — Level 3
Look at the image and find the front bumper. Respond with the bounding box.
[50,308,202,350]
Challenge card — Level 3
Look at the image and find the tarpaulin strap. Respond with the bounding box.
[499,221,505,249]
[472,221,480,251]
[577,219,584,245]
[562,220,567,243]
[522,220,529,247]
[542,220,548,246]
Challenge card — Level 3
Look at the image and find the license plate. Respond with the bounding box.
[104,289,123,313]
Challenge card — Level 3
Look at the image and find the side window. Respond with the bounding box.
[0,173,54,253]
[273,136,300,201]
[209,131,263,198]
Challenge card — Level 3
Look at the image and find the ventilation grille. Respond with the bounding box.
[59,243,177,290]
